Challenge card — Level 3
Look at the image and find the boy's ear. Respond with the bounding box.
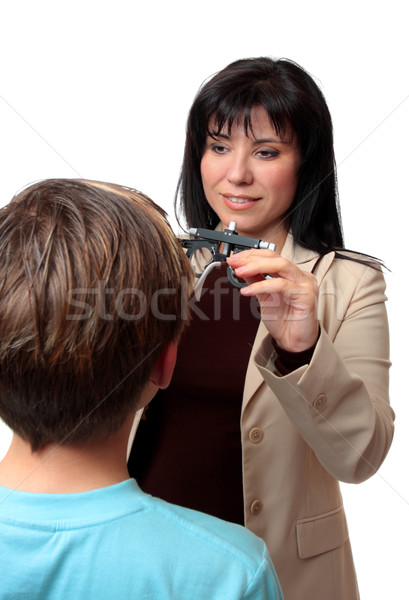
[150,342,177,389]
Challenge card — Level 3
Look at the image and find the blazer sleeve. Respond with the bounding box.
[254,260,394,484]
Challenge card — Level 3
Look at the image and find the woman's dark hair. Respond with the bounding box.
[176,57,344,254]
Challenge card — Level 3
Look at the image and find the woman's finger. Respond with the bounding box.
[227,251,304,281]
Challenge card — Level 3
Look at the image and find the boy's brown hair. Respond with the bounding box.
[0,179,193,451]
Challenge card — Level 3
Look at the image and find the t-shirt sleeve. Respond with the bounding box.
[243,546,283,600]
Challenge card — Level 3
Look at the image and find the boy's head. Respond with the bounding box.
[0,179,193,452]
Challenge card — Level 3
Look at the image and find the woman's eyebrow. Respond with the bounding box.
[207,131,288,144]
[252,137,288,144]
[208,131,230,140]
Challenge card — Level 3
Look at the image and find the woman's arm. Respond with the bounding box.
[230,251,394,483]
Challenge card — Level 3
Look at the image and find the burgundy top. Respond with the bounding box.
[128,262,315,524]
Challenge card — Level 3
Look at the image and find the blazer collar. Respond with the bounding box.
[280,230,319,266]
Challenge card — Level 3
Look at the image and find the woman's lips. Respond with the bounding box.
[222,194,260,208]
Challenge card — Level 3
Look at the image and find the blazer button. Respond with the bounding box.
[313,393,327,410]
[249,427,264,443]
[250,499,262,515]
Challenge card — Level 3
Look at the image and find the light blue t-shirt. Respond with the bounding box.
[0,479,282,599]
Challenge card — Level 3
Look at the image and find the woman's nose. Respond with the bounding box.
[226,153,253,185]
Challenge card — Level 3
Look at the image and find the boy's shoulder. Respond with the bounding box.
[143,491,282,598]
[149,491,267,565]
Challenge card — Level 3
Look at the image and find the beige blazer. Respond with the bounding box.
[128,232,394,599]
[242,233,394,599]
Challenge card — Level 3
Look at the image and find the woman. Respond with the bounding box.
[128,57,394,599]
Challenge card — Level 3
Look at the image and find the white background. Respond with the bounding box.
[1,1,408,597]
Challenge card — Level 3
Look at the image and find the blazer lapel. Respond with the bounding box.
[241,232,335,414]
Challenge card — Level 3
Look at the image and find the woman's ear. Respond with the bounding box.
[150,342,177,389]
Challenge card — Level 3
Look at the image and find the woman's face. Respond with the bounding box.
[200,105,300,248]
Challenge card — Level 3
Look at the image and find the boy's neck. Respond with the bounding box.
[0,419,133,494]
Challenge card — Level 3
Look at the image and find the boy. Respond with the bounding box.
[0,179,282,599]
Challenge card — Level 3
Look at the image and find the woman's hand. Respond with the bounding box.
[227,249,319,353]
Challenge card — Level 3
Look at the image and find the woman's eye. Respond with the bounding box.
[211,144,229,154]
[256,149,279,159]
